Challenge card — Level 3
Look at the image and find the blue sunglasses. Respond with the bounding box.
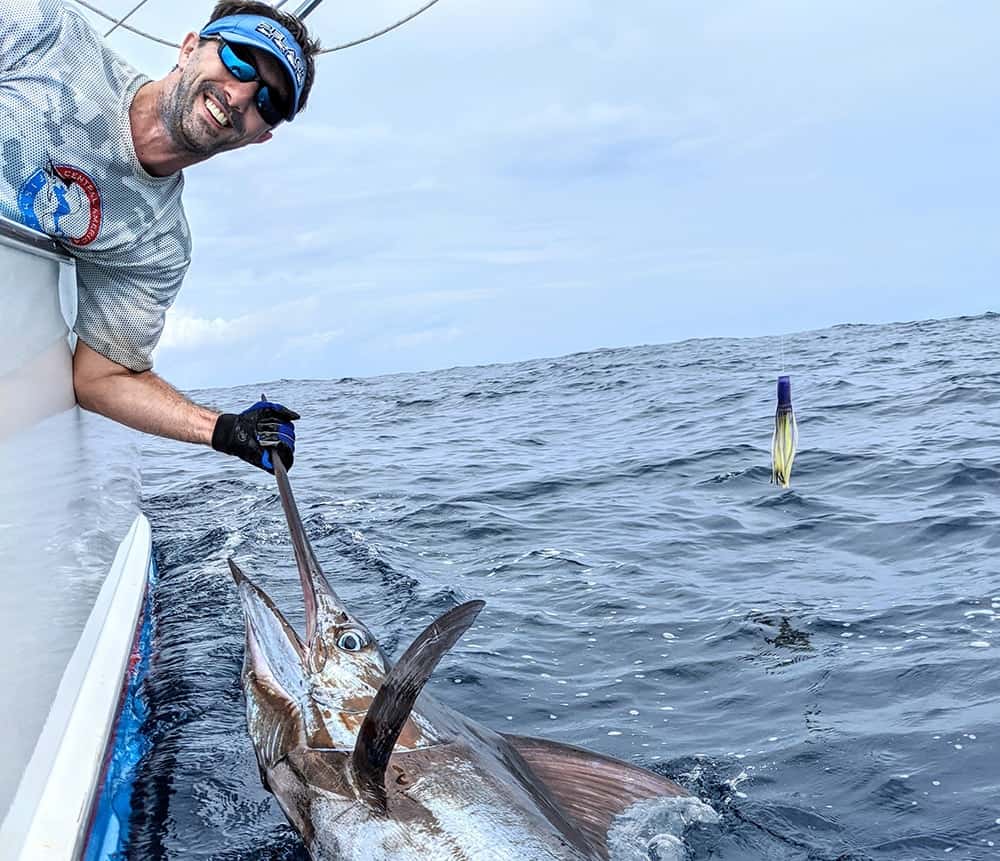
[215,39,289,126]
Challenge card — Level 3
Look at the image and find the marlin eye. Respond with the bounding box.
[337,630,367,652]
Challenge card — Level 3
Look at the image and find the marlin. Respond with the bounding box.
[228,458,686,860]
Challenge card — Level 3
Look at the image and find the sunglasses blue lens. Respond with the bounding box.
[255,88,283,126]
[219,42,257,82]
[217,41,287,124]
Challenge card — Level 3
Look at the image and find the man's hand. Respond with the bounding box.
[212,400,300,473]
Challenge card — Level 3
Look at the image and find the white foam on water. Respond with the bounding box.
[607,795,720,861]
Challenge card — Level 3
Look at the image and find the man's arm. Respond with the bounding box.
[72,341,299,472]
[73,340,218,444]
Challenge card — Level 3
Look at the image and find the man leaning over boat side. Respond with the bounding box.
[0,0,321,472]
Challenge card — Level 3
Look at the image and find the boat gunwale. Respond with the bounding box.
[0,514,152,860]
[0,214,73,263]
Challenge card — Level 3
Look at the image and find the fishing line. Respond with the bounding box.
[317,0,443,52]
[74,0,178,47]
[74,0,444,53]
[103,0,153,38]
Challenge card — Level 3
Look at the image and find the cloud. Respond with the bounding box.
[498,102,652,138]
[376,287,500,310]
[443,248,559,266]
[88,0,1000,392]
[387,326,462,349]
[530,279,596,292]
[282,328,345,354]
[295,122,395,147]
[157,295,324,352]
[157,308,255,350]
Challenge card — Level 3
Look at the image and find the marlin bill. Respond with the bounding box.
[228,457,687,860]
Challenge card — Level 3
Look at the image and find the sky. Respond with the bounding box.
[73,0,1000,389]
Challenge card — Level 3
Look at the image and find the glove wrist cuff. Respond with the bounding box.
[212,413,237,454]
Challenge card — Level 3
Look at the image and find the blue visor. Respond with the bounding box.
[199,14,306,121]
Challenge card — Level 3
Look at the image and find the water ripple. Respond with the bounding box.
[131,313,1000,860]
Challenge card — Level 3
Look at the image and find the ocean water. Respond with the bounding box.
[128,312,1000,860]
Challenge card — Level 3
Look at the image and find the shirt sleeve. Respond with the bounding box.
[73,240,191,372]
[0,0,64,74]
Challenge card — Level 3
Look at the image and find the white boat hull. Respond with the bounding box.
[0,215,151,861]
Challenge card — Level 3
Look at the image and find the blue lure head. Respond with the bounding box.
[776,375,793,410]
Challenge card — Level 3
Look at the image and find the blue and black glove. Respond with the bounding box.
[212,399,299,473]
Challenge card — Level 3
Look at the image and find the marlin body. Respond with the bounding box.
[229,459,686,860]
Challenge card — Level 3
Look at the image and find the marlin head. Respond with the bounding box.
[229,483,485,849]
[230,459,475,766]
[270,457,391,725]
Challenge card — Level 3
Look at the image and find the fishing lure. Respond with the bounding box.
[771,375,798,488]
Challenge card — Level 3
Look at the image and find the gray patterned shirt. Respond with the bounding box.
[1,0,191,371]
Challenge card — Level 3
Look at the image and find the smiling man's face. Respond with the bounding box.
[162,33,291,158]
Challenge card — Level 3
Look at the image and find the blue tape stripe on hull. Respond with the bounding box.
[83,555,158,861]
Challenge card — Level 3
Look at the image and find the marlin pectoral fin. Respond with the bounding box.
[503,734,687,857]
[352,600,486,811]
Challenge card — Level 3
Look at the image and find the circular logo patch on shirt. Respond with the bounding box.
[17,164,102,246]
[52,165,102,246]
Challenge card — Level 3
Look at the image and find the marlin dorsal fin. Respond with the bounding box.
[351,600,485,810]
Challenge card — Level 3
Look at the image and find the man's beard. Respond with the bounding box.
[160,67,244,158]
